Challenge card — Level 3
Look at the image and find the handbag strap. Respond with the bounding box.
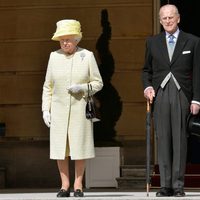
[87,83,92,97]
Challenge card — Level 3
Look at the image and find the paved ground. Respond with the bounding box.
[0,189,200,200]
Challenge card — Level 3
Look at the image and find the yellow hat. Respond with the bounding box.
[52,19,82,41]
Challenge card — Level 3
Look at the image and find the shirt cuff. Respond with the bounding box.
[191,100,200,106]
[144,86,153,93]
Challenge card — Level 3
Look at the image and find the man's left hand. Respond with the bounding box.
[190,103,200,115]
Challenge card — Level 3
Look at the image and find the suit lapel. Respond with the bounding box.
[158,32,171,64]
[171,31,188,64]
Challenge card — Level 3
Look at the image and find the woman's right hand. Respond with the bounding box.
[43,110,51,128]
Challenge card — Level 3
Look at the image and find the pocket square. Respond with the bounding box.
[182,50,191,54]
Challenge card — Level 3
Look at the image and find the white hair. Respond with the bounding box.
[159,4,180,19]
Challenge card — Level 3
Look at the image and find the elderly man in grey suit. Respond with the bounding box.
[142,4,200,197]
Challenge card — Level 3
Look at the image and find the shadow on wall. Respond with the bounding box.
[94,9,123,146]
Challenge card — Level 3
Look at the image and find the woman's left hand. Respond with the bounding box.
[67,84,84,93]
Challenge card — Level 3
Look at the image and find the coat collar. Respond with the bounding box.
[158,31,188,65]
[171,30,188,64]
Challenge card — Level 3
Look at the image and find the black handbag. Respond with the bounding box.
[85,84,100,122]
[187,113,200,136]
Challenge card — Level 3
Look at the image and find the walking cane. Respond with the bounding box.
[146,100,151,197]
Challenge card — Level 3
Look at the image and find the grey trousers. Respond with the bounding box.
[153,78,189,189]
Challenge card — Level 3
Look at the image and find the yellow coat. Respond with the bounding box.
[42,47,103,160]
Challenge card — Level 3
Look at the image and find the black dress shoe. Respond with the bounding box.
[156,187,173,197]
[174,188,185,197]
[57,189,70,197]
[74,189,84,197]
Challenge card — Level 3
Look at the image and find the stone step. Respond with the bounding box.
[121,165,146,177]
[116,177,146,189]
[117,165,154,189]
[121,165,153,177]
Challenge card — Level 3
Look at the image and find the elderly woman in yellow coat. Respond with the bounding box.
[42,19,103,198]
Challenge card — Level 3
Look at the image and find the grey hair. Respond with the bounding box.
[159,4,180,19]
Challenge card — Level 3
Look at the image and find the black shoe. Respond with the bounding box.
[74,189,84,197]
[174,188,185,197]
[156,187,173,197]
[57,189,70,197]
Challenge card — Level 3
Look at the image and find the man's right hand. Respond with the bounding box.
[43,110,51,128]
[144,87,155,104]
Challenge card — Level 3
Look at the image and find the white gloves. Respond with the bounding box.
[43,110,51,128]
[67,84,84,94]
